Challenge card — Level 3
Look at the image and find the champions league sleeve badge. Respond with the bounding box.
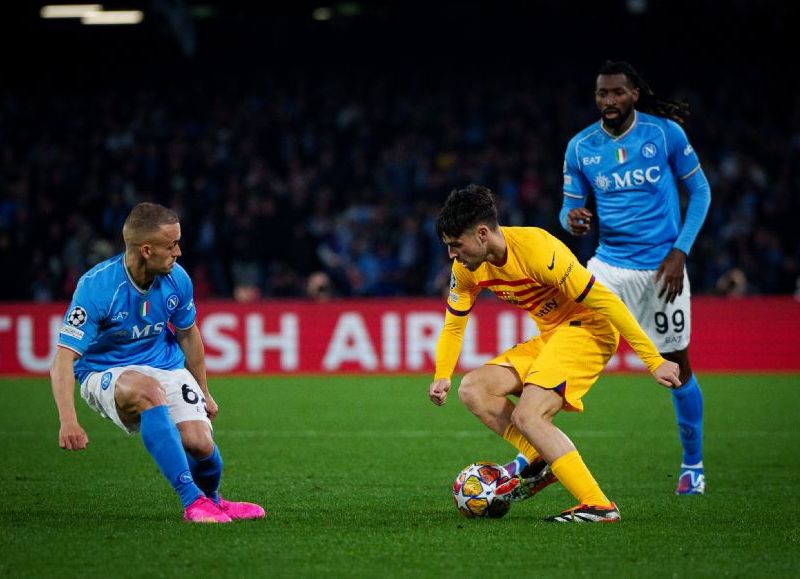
[67,306,88,327]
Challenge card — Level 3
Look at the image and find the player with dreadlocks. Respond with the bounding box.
[554,60,711,495]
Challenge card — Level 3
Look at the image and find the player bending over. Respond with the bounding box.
[51,202,265,523]
[429,185,680,523]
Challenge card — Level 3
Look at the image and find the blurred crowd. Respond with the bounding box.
[1,67,798,302]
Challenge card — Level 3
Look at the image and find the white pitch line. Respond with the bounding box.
[213,429,796,439]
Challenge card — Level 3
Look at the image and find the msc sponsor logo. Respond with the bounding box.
[594,166,662,191]
[594,174,612,191]
[131,322,166,339]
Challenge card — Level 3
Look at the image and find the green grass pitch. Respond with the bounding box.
[1,374,798,578]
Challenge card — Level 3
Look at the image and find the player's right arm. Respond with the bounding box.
[50,346,89,450]
[559,138,594,236]
[53,277,103,450]
[429,266,479,406]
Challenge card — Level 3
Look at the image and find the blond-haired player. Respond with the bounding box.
[51,202,265,523]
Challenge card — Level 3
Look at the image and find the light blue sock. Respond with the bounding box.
[186,445,223,503]
[140,405,203,508]
[671,374,704,465]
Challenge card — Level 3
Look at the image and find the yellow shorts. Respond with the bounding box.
[487,320,619,412]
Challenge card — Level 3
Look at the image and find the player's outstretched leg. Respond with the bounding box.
[495,458,558,503]
[671,373,705,495]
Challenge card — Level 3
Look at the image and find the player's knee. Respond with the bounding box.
[457,372,484,409]
[510,406,533,433]
[510,403,548,434]
[115,372,166,414]
[182,431,215,458]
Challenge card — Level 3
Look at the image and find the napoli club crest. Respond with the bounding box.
[166,294,179,311]
[641,142,657,158]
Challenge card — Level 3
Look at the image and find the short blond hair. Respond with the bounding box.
[122,202,179,247]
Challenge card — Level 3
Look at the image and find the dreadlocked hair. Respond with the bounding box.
[598,60,690,124]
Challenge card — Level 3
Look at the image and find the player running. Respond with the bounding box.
[559,61,710,494]
[50,202,265,523]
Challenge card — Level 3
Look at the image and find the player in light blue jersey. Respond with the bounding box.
[559,61,710,495]
[51,202,265,522]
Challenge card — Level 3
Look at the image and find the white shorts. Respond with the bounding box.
[588,257,691,353]
[80,365,212,435]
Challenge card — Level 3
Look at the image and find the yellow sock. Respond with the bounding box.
[551,450,610,506]
[502,424,540,463]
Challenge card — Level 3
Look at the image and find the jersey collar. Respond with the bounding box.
[601,110,638,141]
[123,257,156,295]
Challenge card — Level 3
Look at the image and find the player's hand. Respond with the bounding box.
[654,249,686,303]
[429,378,451,406]
[204,393,219,422]
[653,360,681,389]
[566,208,593,236]
[59,422,89,450]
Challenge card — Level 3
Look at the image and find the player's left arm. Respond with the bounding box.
[176,323,217,420]
[539,232,680,387]
[171,266,217,419]
[656,122,712,303]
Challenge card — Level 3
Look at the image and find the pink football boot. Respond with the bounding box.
[183,496,233,523]
[217,496,266,520]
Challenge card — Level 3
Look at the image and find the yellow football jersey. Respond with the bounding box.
[435,227,664,379]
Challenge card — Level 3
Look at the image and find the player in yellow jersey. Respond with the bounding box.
[429,185,681,523]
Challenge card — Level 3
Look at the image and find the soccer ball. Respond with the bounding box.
[452,462,512,519]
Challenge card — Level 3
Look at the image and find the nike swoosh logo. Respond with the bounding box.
[547,252,556,270]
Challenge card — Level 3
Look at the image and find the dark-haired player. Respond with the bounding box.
[560,61,710,494]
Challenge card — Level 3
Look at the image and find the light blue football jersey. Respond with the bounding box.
[562,111,701,269]
[58,254,196,383]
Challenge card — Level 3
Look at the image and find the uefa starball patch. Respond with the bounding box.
[67,306,88,327]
